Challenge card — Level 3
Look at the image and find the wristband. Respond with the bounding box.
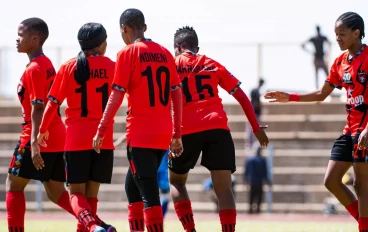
[289,94,300,102]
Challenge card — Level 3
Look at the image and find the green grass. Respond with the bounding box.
[0,220,357,232]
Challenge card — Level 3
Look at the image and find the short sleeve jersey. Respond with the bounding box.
[175,52,241,135]
[48,56,115,151]
[113,39,181,150]
[325,45,368,136]
[17,54,65,152]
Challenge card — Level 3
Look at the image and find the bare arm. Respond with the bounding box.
[31,103,45,170]
[264,83,335,103]
[31,104,45,145]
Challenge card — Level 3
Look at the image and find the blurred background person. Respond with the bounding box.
[244,147,272,214]
[302,25,331,89]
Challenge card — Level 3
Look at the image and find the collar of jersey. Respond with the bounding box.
[347,44,366,62]
[182,50,197,56]
[26,53,44,67]
[134,38,152,43]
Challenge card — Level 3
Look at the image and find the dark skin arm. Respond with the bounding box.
[31,103,45,170]
[264,83,335,102]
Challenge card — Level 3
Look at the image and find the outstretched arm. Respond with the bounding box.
[264,83,335,103]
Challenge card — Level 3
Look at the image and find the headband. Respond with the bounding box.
[78,27,107,50]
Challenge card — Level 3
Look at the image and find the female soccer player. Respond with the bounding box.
[170,26,269,232]
[7,17,76,232]
[38,23,116,232]
[265,12,368,232]
[93,8,183,232]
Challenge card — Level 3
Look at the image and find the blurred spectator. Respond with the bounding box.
[203,175,236,213]
[251,78,265,122]
[245,78,264,148]
[244,147,271,214]
[302,25,331,89]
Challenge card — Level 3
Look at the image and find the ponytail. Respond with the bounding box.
[75,50,90,85]
[75,22,107,85]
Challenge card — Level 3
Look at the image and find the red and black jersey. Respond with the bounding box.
[325,45,368,136]
[113,39,181,149]
[175,52,241,135]
[46,55,115,151]
[17,54,65,152]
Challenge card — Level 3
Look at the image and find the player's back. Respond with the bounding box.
[114,39,181,149]
[52,55,115,150]
[175,52,241,135]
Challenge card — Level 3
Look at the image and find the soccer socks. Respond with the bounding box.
[174,200,195,232]
[359,217,368,231]
[70,193,98,232]
[219,209,236,232]
[144,206,164,232]
[128,201,145,232]
[57,190,75,216]
[6,192,26,232]
[345,200,359,221]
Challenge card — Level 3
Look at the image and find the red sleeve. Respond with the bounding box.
[169,55,182,90]
[48,64,68,104]
[112,48,133,92]
[171,88,182,138]
[39,101,58,134]
[233,88,260,133]
[218,66,241,94]
[97,89,125,138]
[325,59,342,89]
[28,65,46,105]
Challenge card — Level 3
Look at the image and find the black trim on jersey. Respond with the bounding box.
[356,58,368,133]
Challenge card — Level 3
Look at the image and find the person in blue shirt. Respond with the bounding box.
[244,147,272,214]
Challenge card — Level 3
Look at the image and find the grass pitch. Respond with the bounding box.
[0,219,357,232]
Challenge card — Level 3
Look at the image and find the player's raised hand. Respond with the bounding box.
[170,138,183,158]
[358,128,368,150]
[264,91,290,103]
[37,131,49,147]
[254,128,269,148]
[93,134,104,154]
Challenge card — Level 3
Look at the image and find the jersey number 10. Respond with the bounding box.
[142,65,170,107]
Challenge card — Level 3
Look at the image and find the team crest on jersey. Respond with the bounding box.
[358,71,367,84]
[343,72,352,84]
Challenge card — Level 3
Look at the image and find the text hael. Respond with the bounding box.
[90,69,108,79]
[140,53,168,63]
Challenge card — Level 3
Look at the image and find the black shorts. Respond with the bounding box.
[169,129,236,174]
[127,146,166,178]
[8,142,65,182]
[64,149,114,185]
[331,133,367,162]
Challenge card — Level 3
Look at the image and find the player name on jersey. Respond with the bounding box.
[176,65,216,74]
[90,69,109,79]
[139,52,168,63]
